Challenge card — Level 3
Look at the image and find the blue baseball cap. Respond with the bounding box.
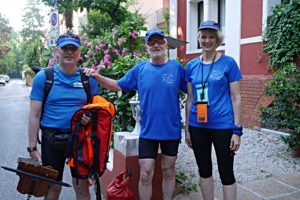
[145,28,166,41]
[56,34,81,48]
[198,20,220,31]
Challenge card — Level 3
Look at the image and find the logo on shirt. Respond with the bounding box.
[210,70,224,81]
[73,82,83,88]
[162,73,175,85]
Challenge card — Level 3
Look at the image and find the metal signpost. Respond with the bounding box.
[49,0,59,47]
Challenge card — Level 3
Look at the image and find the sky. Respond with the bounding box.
[0,0,51,31]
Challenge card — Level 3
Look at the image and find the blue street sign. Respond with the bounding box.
[51,13,57,26]
[50,0,56,5]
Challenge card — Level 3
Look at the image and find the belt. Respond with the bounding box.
[41,127,72,134]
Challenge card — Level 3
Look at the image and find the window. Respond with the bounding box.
[267,0,281,16]
[218,0,225,33]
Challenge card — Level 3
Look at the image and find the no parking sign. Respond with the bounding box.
[49,9,59,47]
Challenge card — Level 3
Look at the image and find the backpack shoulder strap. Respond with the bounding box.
[79,68,91,104]
[43,67,54,104]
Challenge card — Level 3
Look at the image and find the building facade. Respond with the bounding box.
[169,0,282,128]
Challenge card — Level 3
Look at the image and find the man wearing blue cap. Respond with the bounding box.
[84,28,187,200]
[27,33,100,200]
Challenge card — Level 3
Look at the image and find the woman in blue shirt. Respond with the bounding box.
[185,21,243,200]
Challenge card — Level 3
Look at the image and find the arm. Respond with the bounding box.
[230,81,241,125]
[83,68,122,91]
[28,99,43,164]
[229,81,242,151]
[185,82,194,148]
[95,75,122,91]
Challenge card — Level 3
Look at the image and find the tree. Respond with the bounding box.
[0,13,12,47]
[21,0,45,43]
[0,13,12,73]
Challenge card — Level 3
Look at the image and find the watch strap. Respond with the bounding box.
[27,147,37,153]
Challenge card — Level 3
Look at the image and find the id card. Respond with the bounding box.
[195,83,209,105]
[196,102,208,123]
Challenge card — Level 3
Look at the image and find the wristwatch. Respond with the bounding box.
[27,147,37,153]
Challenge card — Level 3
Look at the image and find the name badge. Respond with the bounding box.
[195,83,209,105]
[73,82,83,88]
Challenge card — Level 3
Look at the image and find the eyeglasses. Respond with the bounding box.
[146,39,166,46]
[60,45,79,52]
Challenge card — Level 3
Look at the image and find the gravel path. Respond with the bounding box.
[175,128,300,189]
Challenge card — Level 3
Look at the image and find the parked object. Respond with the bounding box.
[3,75,10,83]
[106,169,133,200]
[0,75,5,85]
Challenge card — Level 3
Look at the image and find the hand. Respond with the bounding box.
[29,150,42,165]
[83,68,98,78]
[185,129,193,148]
[81,114,91,125]
[230,134,241,152]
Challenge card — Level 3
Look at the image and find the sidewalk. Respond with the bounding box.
[173,171,300,200]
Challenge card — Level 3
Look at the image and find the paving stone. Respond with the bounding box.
[269,191,300,200]
[275,172,300,189]
[241,178,296,198]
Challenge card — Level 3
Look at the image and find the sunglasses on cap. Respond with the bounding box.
[57,33,80,40]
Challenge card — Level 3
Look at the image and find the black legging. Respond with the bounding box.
[188,126,236,185]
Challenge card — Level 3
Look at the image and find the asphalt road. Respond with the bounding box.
[0,79,96,200]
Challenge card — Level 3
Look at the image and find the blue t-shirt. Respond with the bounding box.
[185,54,242,129]
[117,59,187,140]
[30,65,100,130]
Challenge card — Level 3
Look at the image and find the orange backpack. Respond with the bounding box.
[67,95,115,199]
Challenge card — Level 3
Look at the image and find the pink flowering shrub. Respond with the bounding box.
[79,21,147,71]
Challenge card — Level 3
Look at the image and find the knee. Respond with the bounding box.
[220,176,236,185]
[45,185,62,200]
[73,179,90,198]
[162,166,175,180]
[140,169,153,184]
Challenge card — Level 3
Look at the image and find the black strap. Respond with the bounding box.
[38,67,54,144]
[80,68,91,104]
[95,173,102,200]
[42,67,54,118]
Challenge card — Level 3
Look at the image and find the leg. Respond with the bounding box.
[199,176,214,200]
[138,138,159,200]
[161,154,176,200]
[160,139,180,200]
[189,126,214,200]
[223,183,237,200]
[41,132,66,200]
[212,130,236,200]
[44,184,62,200]
[138,158,155,200]
[72,178,91,200]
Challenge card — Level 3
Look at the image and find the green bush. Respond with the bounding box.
[261,0,300,151]
[262,0,300,69]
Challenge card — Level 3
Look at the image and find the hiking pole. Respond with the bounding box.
[1,166,72,187]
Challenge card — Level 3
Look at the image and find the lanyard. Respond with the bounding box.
[196,53,217,100]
